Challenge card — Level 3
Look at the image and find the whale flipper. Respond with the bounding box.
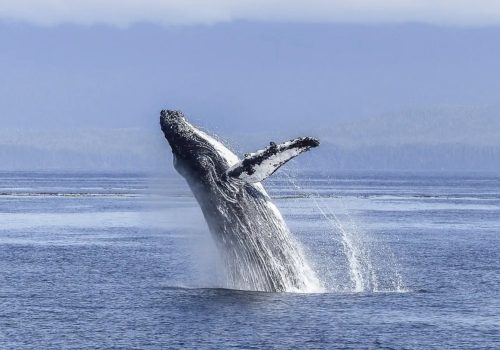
[226,137,320,183]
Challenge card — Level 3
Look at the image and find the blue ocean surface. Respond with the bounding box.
[0,171,498,349]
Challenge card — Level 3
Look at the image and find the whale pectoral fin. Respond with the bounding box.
[226,137,320,183]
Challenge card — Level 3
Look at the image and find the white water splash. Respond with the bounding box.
[280,169,407,293]
[214,193,325,293]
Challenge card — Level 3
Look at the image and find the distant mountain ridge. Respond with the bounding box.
[320,105,500,148]
[1,106,499,172]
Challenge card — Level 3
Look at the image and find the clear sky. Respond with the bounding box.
[1,1,499,171]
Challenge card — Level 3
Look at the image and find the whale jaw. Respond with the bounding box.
[160,110,192,155]
[160,109,239,185]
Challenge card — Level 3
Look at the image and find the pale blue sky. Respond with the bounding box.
[1,21,500,134]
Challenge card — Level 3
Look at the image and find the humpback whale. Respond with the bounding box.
[160,110,322,292]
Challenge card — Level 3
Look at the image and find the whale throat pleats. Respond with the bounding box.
[226,137,320,183]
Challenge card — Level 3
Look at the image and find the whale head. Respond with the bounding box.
[160,110,238,183]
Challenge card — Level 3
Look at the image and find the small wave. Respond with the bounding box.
[0,192,142,198]
[158,284,278,295]
[158,284,410,295]
[270,193,500,200]
[159,282,320,294]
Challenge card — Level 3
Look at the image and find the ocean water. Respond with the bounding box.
[0,171,498,349]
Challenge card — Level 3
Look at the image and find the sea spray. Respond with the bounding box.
[279,167,407,293]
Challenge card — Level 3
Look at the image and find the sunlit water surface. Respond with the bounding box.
[0,171,498,349]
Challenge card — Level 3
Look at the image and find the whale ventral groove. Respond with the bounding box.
[159,109,322,292]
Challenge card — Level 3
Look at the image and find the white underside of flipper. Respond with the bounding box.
[226,137,320,183]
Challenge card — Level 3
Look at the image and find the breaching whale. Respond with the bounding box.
[160,110,322,292]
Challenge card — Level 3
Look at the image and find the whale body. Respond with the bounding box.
[160,110,322,292]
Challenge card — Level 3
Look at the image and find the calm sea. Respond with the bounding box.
[0,171,498,349]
